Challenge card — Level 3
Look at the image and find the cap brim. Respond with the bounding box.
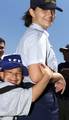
[56,6,63,12]
[60,48,69,52]
[39,3,63,12]
[2,61,20,69]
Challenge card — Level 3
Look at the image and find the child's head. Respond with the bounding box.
[23,0,63,27]
[0,54,28,85]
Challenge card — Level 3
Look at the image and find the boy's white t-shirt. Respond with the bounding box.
[0,80,32,119]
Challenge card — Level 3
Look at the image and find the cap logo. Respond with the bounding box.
[44,0,56,4]
[8,59,11,62]
[8,58,21,63]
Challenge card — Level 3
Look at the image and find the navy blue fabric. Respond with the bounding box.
[0,54,29,76]
[30,0,63,12]
[58,62,69,98]
[17,83,59,120]
[58,62,69,120]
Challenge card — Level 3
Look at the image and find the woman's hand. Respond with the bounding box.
[53,73,66,94]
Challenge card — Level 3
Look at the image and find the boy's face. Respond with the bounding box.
[3,67,23,85]
[30,7,55,29]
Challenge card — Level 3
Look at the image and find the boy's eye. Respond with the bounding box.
[5,71,22,76]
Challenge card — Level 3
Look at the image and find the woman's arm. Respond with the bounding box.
[28,63,43,83]
[32,64,53,102]
[28,63,66,94]
[52,72,66,94]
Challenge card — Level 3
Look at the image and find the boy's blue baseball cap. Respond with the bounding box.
[1,54,29,76]
[30,0,63,12]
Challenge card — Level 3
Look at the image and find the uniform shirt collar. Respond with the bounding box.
[43,29,49,37]
[30,23,49,37]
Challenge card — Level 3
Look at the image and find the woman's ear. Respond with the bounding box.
[29,8,35,17]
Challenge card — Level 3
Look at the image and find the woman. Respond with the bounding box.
[16,0,66,120]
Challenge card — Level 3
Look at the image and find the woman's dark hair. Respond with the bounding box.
[22,10,32,27]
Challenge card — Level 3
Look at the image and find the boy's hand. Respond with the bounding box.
[39,64,53,80]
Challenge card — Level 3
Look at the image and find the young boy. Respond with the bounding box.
[0,54,53,120]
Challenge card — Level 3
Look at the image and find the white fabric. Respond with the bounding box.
[16,23,58,82]
[0,81,32,118]
[0,116,13,120]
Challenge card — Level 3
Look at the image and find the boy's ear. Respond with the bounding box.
[29,8,35,17]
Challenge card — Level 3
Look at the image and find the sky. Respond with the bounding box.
[0,0,69,64]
